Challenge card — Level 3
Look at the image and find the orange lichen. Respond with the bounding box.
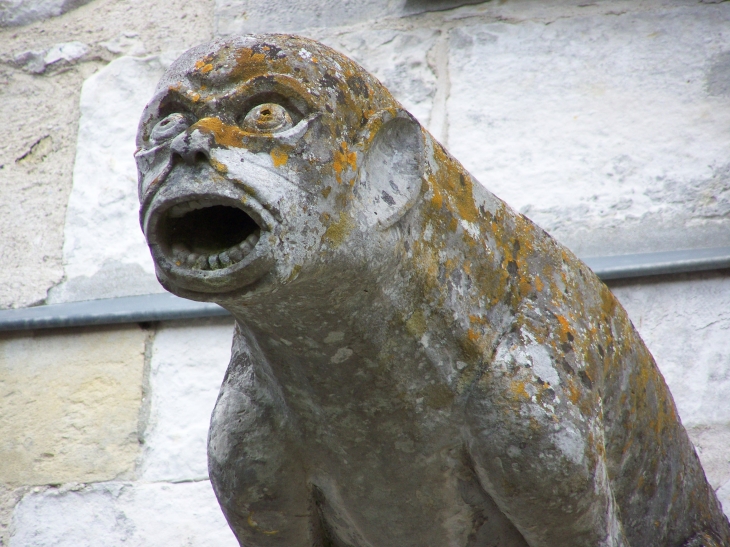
[271,147,288,167]
[333,143,357,183]
[193,117,246,148]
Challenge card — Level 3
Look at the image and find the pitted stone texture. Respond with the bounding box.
[0,326,145,486]
[0,0,93,27]
[52,55,168,304]
[317,29,440,133]
[140,320,234,482]
[8,481,237,547]
[447,5,730,257]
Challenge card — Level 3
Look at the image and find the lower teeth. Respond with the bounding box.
[171,230,261,271]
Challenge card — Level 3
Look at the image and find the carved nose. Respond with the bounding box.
[170,128,213,165]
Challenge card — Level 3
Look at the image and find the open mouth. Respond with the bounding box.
[158,200,262,271]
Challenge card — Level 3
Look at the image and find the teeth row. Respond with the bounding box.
[168,200,211,218]
[171,232,260,270]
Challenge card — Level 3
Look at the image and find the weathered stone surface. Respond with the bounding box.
[140,319,234,482]
[8,481,237,546]
[446,5,730,257]
[52,55,167,304]
[0,326,146,486]
[137,35,729,546]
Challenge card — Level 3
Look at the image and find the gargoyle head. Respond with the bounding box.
[136,34,425,302]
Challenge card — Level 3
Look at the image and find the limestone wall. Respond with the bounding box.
[1,0,729,544]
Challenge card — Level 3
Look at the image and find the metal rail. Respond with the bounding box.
[1,246,728,332]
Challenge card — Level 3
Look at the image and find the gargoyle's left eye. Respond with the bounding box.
[151,113,190,143]
[241,103,293,133]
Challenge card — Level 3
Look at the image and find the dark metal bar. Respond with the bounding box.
[0,293,229,332]
[582,246,730,281]
[0,246,728,332]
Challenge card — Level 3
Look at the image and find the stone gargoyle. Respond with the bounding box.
[135,35,730,547]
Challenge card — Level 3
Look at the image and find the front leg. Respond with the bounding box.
[464,331,628,547]
[208,323,313,547]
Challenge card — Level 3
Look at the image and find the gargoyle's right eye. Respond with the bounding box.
[150,113,190,143]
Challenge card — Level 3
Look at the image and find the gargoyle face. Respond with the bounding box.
[135,35,401,300]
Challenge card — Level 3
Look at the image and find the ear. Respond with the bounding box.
[355,109,424,229]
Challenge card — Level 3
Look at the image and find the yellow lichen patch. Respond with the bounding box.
[430,145,479,224]
[321,210,353,247]
[555,315,572,343]
[430,185,444,209]
[535,275,544,292]
[405,309,427,338]
[209,158,228,174]
[194,117,246,148]
[333,143,357,184]
[321,186,332,198]
[231,48,269,82]
[271,147,288,167]
[518,278,533,297]
[193,58,215,76]
[509,380,530,401]
[566,379,582,405]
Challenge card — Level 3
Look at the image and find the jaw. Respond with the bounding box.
[142,166,278,297]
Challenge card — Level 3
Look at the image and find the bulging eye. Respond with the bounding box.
[150,113,189,143]
[241,103,293,133]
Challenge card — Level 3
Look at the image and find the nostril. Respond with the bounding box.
[194,152,208,163]
[171,151,184,165]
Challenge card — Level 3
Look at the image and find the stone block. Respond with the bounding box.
[140,320,234,482]
[9,481,237,546]
[446,5,730,256]
[50,55,168,304]
[0,326,146,486]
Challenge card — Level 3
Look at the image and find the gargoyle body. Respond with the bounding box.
[136,35,730,547]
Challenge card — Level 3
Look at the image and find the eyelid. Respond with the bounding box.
[268,113,320,145]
